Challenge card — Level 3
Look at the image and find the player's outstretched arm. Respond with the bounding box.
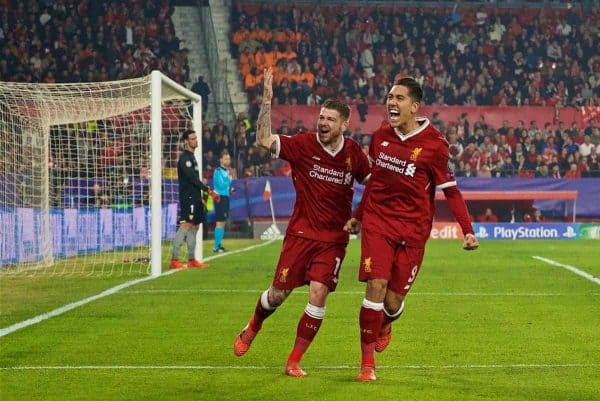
[256,67,276,152]
[443,185,479,251]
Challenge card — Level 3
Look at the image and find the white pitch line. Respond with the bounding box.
[1,363,597,371]
[532,256,600,286]
[0,240,277,338]
[122,289,597,296]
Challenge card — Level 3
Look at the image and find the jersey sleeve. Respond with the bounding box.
[432,140,457,189]
[273,134,302,163]
[353,142,371,184]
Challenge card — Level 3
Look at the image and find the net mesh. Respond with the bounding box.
[0,76,194,276]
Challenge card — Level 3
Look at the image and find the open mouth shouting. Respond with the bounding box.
[388,108,400,124]
[318,125,331,138]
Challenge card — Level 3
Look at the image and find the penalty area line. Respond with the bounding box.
[1,363,598,371]
[532,256,600,286]
[0,240,277,338]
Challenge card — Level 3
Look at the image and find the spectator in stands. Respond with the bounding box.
[277,120,290,135]
[292,120,307,135]
[91,183,111,208]
[191,75,211,117]
[532,209,545,223]
[212,118,230,138]
[579,135,595,158]
[564,162,582,179]
[502,206,522,223]
[477,207,499,223]
[551,164,562,179]
[203,149,218,173]
[535,164,550,178]
[586,153,600,177]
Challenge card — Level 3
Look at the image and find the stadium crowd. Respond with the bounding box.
[0,0,189,84]
[229,3,599,108]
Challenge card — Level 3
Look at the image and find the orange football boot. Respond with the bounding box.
[187,259,209,269]
[169,259,186,269]
[233,324,256,356]
[356,366,376,382]
[375,323,392,353]
[284,362,308,378]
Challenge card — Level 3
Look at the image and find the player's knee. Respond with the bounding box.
[308,282,329,307]
[268,287,291,307]
[365,279,387,302]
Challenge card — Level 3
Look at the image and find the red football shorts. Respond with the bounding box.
[272,234,347,291]
[358,228,425,296]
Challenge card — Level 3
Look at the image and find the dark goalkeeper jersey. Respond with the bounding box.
[177,149,209,203]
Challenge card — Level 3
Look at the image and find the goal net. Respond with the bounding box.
[0,72,201,277]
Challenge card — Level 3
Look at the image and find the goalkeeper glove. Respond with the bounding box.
[208,189,221,203]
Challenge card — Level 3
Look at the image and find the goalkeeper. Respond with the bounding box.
[170,129,220,269]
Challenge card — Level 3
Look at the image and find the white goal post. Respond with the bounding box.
[150,71,203,276]
[0,71,202,277]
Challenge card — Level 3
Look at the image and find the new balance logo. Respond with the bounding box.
[381,141,389,147]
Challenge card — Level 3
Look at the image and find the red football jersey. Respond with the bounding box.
[361,118,457,248]
[274,132,370,243]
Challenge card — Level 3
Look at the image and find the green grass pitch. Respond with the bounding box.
[1,239,599,401]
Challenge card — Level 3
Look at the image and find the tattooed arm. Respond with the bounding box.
[256,67,277,153]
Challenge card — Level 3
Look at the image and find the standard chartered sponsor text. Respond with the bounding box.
[378,152,406,166]
[376,159,404,173]
[310,164,344,184]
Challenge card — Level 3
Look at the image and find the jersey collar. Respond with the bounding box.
[394,117,430,141]
[316,132,345,157]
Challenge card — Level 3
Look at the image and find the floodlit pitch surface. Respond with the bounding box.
[1,240,599,401]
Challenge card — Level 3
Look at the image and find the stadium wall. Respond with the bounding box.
[229,177,600,221]
[271,105,587,132]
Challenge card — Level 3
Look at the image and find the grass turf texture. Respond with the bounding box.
[1,240,599,401]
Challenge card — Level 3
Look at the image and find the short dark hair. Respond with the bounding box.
[322,98,351,121]
[219,149,230,158]
[182,129,196,141]
[393,77,423,103]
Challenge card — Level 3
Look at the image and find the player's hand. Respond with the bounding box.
[263,67,273,103]
[208,189,221,203]
[343,218,361,234]
[463,233,479,250]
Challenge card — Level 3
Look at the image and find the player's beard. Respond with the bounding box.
[318,125,340,146]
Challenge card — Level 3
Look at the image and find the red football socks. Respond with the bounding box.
[248,290,277,333]
[359,304,384,368]
[287,311,323,364]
